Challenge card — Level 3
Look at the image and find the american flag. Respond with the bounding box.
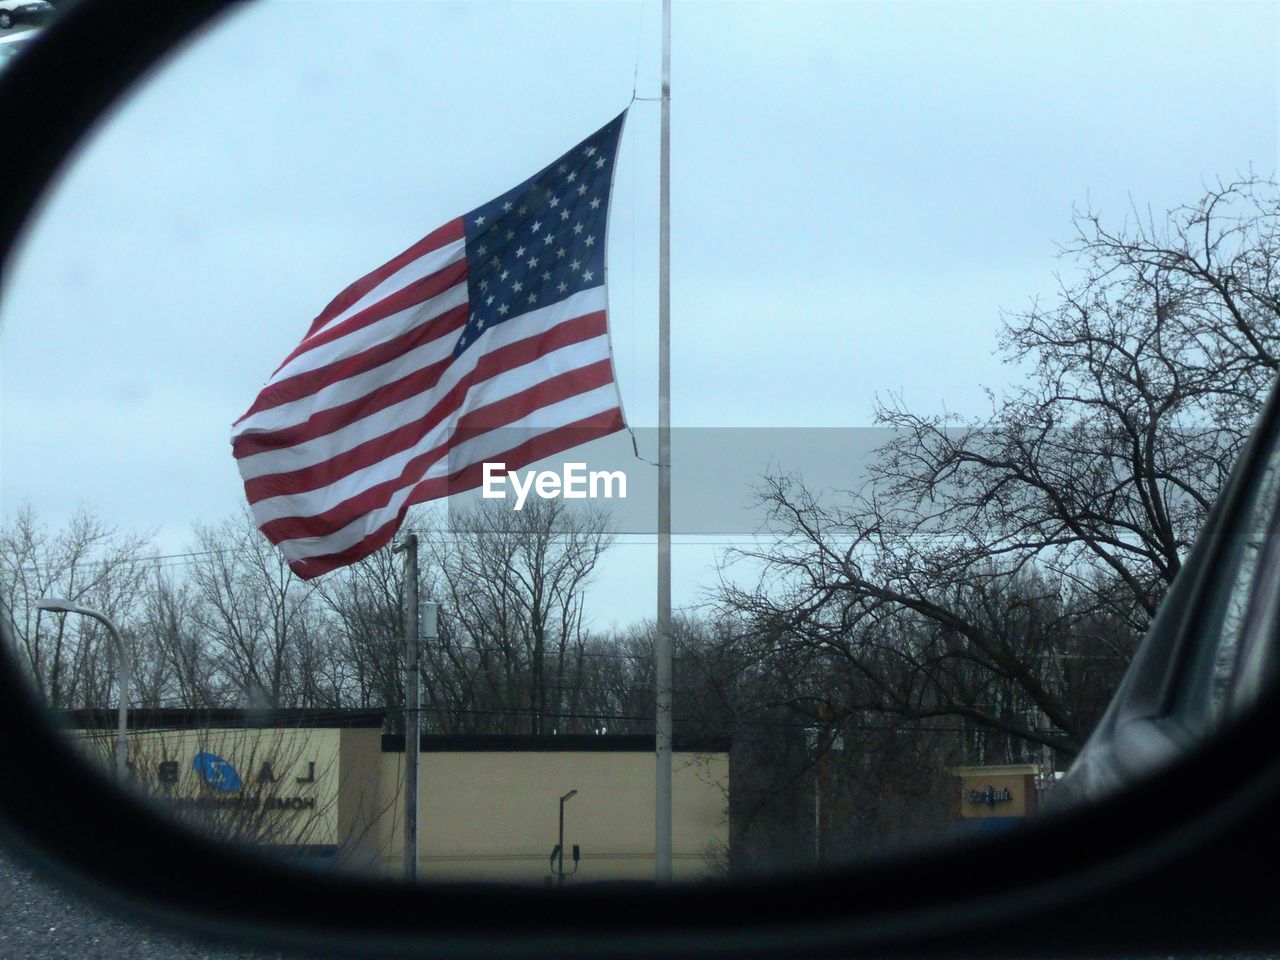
[231,113,628,580]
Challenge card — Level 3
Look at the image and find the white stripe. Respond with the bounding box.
[252,279,467,406]
[245,334,613,521]
[271,384,620,562]
[235,286,606,467]
[234,315,459,446]
[425,396,611,478]
[304,236,466,345]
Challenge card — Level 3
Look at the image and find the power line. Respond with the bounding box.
[2,528,1034,577]
[64,701,980,736]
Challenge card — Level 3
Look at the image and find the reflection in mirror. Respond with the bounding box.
[1,0,1277,882]
[0,0,62,72]
[1178,438,1280,728]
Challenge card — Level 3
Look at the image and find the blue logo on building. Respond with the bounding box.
[193,753,241,792]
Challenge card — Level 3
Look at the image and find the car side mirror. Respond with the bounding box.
[7,3,1280,959]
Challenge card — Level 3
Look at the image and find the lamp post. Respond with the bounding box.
[36,598,130,782]
[552,789,579,887]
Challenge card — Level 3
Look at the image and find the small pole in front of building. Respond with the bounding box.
[393,534,420,882]
[557,789,578,887]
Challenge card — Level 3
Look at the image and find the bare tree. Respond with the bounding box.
[0,505,151,707]
[426,498,612,734]
[316,546,406,712]
[723,179,1280,756]
[187,511,321,709]
[136,565,220,708]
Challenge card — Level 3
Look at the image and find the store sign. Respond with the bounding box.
[964,785,1013,807]
[193,752,241,792]
[138,752,324,813]
[170,795,317,812]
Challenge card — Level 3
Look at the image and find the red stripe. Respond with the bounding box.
[301,217,465,341]
[233,304,468,443]
[416,407,624,502]
[454,359,614,433]
[237,311,608,488]
[269,256,468,380]
[251,357,616,534]
[242,317,609,505]
[285,408,625,580]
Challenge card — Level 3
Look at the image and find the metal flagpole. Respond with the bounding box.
[394,533,420,882]
[655,0,674,885]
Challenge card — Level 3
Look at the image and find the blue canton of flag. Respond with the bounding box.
[456,112,625,356]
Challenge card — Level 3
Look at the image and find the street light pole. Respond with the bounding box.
[557,789,578,888]
[391,534,420,882]
[36,598,130,782]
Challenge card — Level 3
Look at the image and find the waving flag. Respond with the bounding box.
[231,113,628,579]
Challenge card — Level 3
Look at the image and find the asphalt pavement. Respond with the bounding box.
[0,843,285,960]
[1,840,1278,960]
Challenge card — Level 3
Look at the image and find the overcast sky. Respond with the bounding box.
[2,0,1276,628]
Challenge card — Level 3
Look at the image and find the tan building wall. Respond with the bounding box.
[335,728,389,870]
[372,749,729,883]
[74,725,345,847]
[70,724,729,884]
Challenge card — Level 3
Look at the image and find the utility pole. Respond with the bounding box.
[815,703,830,865]
[394,534,420,882]
[654,0,674,886]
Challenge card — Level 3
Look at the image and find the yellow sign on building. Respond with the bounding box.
[949,763,1043,821]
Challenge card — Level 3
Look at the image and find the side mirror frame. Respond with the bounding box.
[6,3,1280,958]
